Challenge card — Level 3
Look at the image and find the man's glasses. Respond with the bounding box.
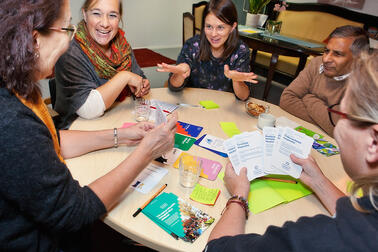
[327,104,377,126]
[49,24,77,41]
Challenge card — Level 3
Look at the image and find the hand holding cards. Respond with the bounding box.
[223,127,314,180]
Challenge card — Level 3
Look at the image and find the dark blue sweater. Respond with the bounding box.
[0,88,106,251]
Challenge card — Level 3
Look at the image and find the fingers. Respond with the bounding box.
[290,154,307,165]
[165,111,178,131]
[156,63,175,73]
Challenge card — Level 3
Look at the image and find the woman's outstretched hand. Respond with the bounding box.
[224,65,258,84]
[157,63,191,79]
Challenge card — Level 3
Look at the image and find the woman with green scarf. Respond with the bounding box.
[54,0,150,129]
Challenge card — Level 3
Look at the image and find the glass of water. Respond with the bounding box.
[179,153,202,188]
[134,98,150,122]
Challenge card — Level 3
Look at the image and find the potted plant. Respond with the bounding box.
[245,0,271,27]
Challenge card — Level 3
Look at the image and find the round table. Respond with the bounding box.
[67,88,349,252]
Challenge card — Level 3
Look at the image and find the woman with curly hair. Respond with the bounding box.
[0,0,176,250]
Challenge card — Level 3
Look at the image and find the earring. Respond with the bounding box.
[34,51,40,59]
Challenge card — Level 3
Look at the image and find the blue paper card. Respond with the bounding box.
[176,121,203,138]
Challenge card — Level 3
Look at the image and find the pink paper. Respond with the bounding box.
[199,157,222,181]
[121,122,137,129]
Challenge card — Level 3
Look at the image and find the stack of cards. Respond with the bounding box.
[223,127,314,181]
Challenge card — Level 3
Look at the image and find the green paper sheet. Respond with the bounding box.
[220,122,241,137]
[218,171,312,214]
[174,133,196,151]
[249,175,312,214]
[190,184,221,205]
[199,100,219,109]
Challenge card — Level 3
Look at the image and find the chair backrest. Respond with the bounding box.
[192,1,207,35]
[48,78,57,108]
[183,12,195,45]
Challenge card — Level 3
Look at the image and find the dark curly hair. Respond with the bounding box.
[0,0,64,103]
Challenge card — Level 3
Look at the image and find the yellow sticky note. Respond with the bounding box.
[190,184,221,206]
[220,122,241,137]
[199,100,219,109]
[240,29,259,34]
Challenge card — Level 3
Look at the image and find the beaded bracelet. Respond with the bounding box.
[113,128,118,148]
[221,195,249,220]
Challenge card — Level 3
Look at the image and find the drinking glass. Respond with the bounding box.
[134,98,150,122]
[179,154,202,188]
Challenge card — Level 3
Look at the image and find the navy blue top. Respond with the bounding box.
[205,196,378,252]
[168,35,251,96]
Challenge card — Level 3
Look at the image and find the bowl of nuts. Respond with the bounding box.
[245,100,269,117]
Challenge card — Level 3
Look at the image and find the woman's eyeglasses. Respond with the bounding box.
[49,24,77,41]
[327,104,377,126]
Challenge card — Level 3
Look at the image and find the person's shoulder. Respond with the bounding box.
[0,89,41,133]
[57,40,86,64]
[184,35,201,49]
[236,39,250,54]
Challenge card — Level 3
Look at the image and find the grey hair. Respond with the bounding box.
[329,25,370,55]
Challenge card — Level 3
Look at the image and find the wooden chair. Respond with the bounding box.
[183,12,194,45]
[192,1,207,35]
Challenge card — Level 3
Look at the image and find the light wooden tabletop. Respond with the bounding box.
[67,88,349,252]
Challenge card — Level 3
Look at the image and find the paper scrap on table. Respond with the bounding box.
[190,184,221,206]
[199,100,219,109]
[174,133,196,151]
[220,122,241,137]
[131,164,168,194]
[197,134,226,154]
[121,122,136,129]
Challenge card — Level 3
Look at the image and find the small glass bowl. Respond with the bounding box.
[245,100,270,118]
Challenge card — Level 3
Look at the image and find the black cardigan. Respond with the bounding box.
[0,88,106,251]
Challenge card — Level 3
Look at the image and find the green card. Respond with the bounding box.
[220,122,241,137]
[174,133,196,151]
[199,100,219,109]
[249,175,312,214]
[190,184,221,206]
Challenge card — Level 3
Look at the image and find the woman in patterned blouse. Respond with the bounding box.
[157,0,258,101]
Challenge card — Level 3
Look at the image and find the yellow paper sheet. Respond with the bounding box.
[190,184,220,205]
[219,122,241,137]
[199,100,219,109]
[240,29,259,34]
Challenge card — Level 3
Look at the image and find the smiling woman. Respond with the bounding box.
[53,0,151,129]
[156,0,259,101]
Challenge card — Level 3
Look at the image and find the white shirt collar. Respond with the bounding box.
[319,64,351,81]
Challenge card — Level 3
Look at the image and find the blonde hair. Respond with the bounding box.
[346,51,378,212]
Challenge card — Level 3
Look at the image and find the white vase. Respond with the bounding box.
[257,14,268,28]
[245,13,259,28]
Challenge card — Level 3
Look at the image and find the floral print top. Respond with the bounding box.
[168,35,251,95]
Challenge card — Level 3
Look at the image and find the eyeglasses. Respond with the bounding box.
[49,24,77,41]
[204,24,228,34]
[327,104,377,126]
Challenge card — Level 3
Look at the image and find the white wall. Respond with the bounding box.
[70,0,200,49]
[70,0,377,49]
